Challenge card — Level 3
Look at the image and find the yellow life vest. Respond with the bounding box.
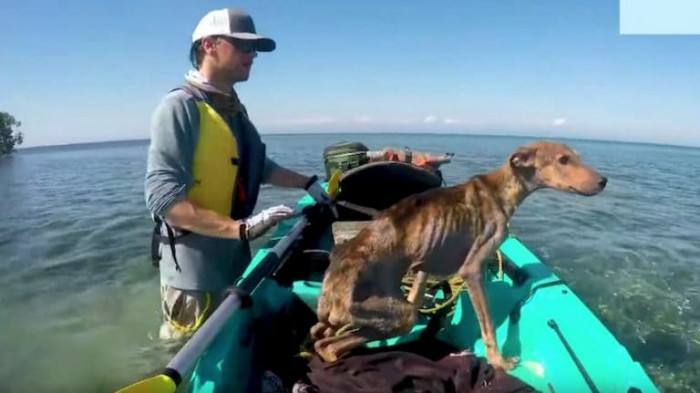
[186,100,240,217]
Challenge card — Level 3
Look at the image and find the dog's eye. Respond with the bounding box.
[558,155,570,165]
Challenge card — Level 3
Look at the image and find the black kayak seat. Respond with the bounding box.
[335,161,444,220]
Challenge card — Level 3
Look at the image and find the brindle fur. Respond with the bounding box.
[310,141,608,370]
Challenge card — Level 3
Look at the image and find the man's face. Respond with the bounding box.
[202,36,258,83]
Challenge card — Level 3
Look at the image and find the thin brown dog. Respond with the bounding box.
[310,141,607,370]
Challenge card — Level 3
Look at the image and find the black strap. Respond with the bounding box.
[419,281,453,341]
[150,216,183,272]
[239,222,249,242]
[163,222,182,272]
[336,200,381,218]
[150,218,162,268]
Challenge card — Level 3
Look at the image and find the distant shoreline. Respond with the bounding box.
[17,131,700,152]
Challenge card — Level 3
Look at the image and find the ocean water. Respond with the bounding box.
[0,133,698,393]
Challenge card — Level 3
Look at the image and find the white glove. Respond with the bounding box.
[304,175,332,204]
[240,205,297,241]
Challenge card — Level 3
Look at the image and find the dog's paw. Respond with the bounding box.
[309,322,329,340]
[314,340,339,363]
[489,354,519,371]
[316,350,339,363]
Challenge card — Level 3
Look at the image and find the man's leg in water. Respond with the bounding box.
[159,284,224,340]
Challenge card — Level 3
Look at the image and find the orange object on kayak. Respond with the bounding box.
[367,147,454,171]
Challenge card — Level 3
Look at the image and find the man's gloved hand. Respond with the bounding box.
[240,205,297,241]
[304,175,332,204]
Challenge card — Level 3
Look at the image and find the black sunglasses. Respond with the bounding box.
[216,36,257,54]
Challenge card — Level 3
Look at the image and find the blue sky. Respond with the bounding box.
[1,0,698,147]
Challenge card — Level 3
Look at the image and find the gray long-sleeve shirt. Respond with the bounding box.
[144,86,280,292]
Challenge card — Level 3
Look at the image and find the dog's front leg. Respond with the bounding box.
[458,233,518,371]
[407,270,428,305]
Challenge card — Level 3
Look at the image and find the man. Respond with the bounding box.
[145,8,330,340]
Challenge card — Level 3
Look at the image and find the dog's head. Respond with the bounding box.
[508,141,607,196]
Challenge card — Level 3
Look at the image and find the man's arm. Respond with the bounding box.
[262,157,314,189]
[165,199,244,239]
[262,157,333,206]
[145,91,244,239]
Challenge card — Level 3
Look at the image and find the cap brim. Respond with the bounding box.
[227,32,276,52]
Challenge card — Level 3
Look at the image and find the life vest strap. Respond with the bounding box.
[236,177,247,204]
[151,216,186,272]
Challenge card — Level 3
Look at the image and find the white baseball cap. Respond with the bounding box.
[191,8,276,52]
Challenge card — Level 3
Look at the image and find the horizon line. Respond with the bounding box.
[16,130,700,152]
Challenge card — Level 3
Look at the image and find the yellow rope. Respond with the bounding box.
[400,250,506,315]
[497,249,504,281]
[335,324,361,337]
[400,275,465,316]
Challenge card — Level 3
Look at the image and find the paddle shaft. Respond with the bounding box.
[164,217,309,383]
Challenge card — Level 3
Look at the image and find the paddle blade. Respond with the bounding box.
[115,374,177,393]
[327,171,342,200]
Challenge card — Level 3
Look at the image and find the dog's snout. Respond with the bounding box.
[598,176,608,189]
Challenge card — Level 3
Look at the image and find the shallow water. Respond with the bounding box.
[0,134,698,392]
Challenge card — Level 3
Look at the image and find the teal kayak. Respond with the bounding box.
[120,145,659,393]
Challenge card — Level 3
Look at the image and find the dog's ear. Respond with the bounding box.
[509,146,536,168]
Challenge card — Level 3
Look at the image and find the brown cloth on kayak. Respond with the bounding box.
[294,348,536,393]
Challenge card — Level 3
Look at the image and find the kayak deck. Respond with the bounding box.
[185,194,658,393]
